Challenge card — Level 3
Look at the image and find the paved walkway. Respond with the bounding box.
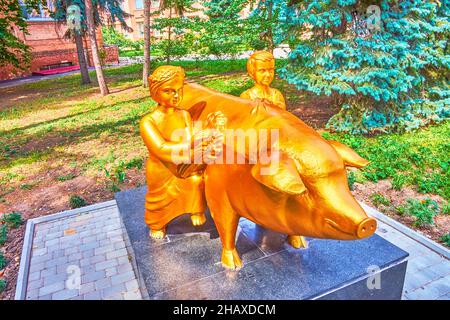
[24,203,142,300]
[19,201,449,300]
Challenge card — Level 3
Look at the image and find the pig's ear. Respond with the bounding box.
[328,140,370,168]
[251,155,306,195]
[188,101,206,121]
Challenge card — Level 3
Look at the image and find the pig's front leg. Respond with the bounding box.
[287,235,308,249]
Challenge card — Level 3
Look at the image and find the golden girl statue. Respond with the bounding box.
[240,51,286,110]
[140,65,221,239]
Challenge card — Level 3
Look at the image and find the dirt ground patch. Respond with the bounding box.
[353,180,449,245]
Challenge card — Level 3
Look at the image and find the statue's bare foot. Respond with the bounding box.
[287,235,308,249]
[149,228,166,239]
[191,212,206,226]
[221,248,242,270]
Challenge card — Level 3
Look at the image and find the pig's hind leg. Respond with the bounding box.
[206,191,242,270]
[287,235,308,249]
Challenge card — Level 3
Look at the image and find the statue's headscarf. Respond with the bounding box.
[148,66,186,99]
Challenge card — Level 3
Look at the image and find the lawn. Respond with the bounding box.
[0,59,448,299]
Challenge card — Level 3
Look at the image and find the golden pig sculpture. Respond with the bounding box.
[180,82,377,270]
[141,66,377,270]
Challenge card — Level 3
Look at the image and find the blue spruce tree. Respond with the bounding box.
[271,0,449,133]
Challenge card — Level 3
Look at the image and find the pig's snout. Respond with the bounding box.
[357,218,377,239]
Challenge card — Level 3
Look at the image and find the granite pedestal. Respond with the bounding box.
[115,186,409,300]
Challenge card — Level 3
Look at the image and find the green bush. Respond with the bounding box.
[347,171,356,191]
[1,212,23,229]
[102,27,142,51]
[370,193,391,207]
[396,198,440,227]
[69,195,87,209]
[0,279,6,293]
[0,225,7,246]
[440,233,450,247]
[0,251,6,270]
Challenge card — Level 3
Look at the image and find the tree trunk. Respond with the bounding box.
[74,31,91,84]
[142,0,151,87]
[84,0,109,96]
[167,7,172,64]
[267,0,274,53]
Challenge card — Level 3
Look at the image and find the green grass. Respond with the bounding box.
[0,59,448,229]
[323,121,450,201]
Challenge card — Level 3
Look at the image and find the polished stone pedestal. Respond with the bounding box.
[115,186,409,300]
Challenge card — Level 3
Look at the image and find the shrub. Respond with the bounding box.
[440,233,450,247]
[0,225,7,246]
[347,171,356,191]
[370,193,391,207]
[396,198,440,227]
[0,279,6,293]
[0,251,6,270]
[1,212,23,229]
[69,195,87,209]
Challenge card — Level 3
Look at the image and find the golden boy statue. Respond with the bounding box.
[140,66,222,239]
[240,51,286,110]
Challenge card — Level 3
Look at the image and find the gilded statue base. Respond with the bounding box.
[115,186,408,300]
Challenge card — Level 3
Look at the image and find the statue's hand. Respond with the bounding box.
[192,129,224,164]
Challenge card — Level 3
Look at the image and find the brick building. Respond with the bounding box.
[114,0,253,41]
[0,1,119,81]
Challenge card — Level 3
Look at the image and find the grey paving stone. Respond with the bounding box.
[45,238,60,247]
[94,277,112,291]
[404,266,442,292]
[45,256,68,268]
[52,289,80,300]
[41,266,56,278]
[43,272,67,287]
[79,282,95,295]
[106,248,128,260]
[114,241,126,250]
[125,279,139,291]
[409,254,446,271]
[82,235,98,245]
[428,261,450,277]
[95,259,118,271]
[67,252,83,262]
[28,271,41,282]
[82,270,106,284]
[80,242,98,252]
[123,290,142,300]
[117,263,133,274]
[64,246,79,256]
[110,270,135,286]
[32,247,48,257]
[94,244,115,256]
[39,281,66,296]
[26,288,39,300]
[101,283,126,299]
[105,266,117,277]
[27,278,44,291]
[29,261,45,274]
[83,291,102,300]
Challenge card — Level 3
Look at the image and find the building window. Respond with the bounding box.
[21,0,54,21]
[137,22,144,38]
[135,0,143,10]
[153,29,161,38]
[152,0,160,8]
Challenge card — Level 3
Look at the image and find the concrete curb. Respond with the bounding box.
[360,202,450,260]
[14,200,117,300]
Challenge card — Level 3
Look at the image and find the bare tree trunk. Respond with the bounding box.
[167,7,172,64]
[74,31,91,84]
[84,0,109,95]
[267,0,274,53]
[142,0,151,87]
